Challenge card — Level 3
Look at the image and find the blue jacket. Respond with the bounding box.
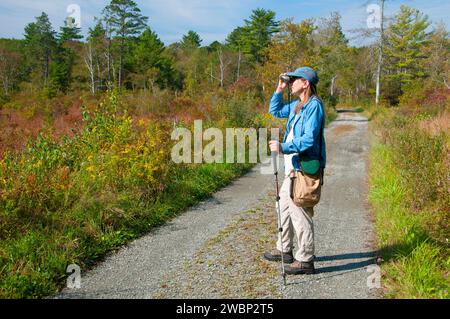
[269,92,326,170]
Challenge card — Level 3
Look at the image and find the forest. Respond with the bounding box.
[0,0,448,299]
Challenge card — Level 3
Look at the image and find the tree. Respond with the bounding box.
[347,0,386,105]
[227,8,280,64]
[226,27,248,80]
[342,46,377,103]
[48,48,73,94]
[206,41,222,53]
[23,12,57,87]
[314,12,350,104]
[181,31,202,49]
[244,8,280,64]
[375,0,385,106]
[84,20,109,93]
[207,43,233,88]
[257,19,315,99]
[84,39,96,94]
[130,27,173,91]
[48,19,84,94]
[384,5,430,103]
[422,22,450,89]
[167,33,209,94]
[59,18,83,43]
[226,27,247,50]
[0,47,22,95]
[102,0,148,88]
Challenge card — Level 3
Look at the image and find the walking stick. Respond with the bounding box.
[271,150,286,289]
[270,74,292,290]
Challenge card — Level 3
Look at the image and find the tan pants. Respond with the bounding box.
[276,176,315,262]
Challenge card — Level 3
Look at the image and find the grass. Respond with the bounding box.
[0,159,254,298]
[369,142,449,299]
[0,89,254,298]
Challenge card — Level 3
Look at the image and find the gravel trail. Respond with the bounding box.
[55,109,379,299]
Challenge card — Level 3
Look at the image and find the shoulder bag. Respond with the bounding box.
[289,102,324,207]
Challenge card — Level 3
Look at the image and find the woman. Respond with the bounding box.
[264,66,326,275]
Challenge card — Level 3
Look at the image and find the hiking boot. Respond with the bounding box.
[284,260,315,275]
[263,250,294,264]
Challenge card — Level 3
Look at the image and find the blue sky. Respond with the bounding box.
[0,0,448,46]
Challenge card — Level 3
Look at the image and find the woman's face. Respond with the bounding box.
[291,77,309,96]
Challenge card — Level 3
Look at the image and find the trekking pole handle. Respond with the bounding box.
[271,151,278,174]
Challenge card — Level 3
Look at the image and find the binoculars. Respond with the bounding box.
[279,74,292,83]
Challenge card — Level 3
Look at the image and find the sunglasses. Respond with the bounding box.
[289,77,304,84]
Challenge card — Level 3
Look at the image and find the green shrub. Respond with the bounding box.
[219,93,260,127]
[387,118,447,211]
[369,107,449,299]
[0,88,258,298]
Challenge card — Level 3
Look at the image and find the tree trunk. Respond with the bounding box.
[96,56,101,91]
[210,62,213,84]
[44,48,49,86]
[330,75,337,97]
[111,55,117,85]
[375,0,385,106]
[106,21,112,89]
[218,49,224,87]
[84,42,96,94]
[119,36,124,89]
[236,46,241,81]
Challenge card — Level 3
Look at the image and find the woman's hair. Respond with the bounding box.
[295,80,321,114]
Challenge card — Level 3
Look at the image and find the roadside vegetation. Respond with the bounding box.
[364,5,449,299]
[369,104,449,298]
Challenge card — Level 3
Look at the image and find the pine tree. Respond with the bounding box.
[48,48,73,95]
[59,18,83,43]
[244,8,280,63]
[226,26,249,81]
[226,8,280,64]
[131,27,166,90]
[48,19,84,94]
[102,0,148,88]
[226,27,247,51]
[181,31,202,49]
[23,12,57,86]
[206,41,222,53]
[384,5,430,101]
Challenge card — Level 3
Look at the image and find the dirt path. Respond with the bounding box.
[55,110,379,299]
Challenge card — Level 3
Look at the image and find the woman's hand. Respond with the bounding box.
[269,140,282,153]
[276,75,288,93]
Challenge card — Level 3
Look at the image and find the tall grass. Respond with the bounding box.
[0,89,256,298]
[369,107,449,299]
